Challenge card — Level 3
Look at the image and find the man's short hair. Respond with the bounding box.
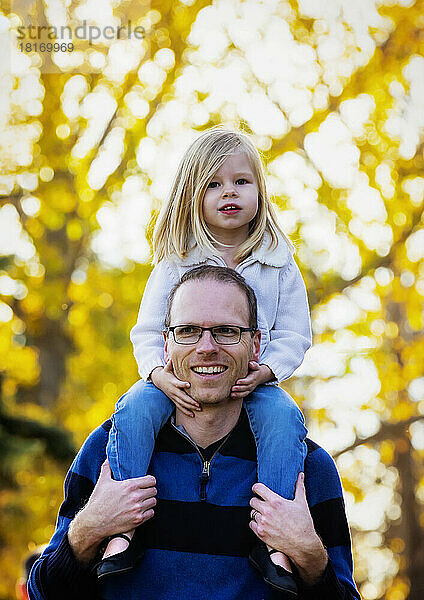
[164,265,258,330]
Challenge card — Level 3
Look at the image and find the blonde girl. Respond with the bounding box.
[101,127,311,595]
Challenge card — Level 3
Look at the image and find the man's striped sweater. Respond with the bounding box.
[28,410,360,600]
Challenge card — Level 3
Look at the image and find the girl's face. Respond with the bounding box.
[202,153,259,243]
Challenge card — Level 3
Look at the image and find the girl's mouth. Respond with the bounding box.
[219,204,241,214]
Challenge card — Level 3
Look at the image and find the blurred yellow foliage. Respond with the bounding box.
[0,0,423,599]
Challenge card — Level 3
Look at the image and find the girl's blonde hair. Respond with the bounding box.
[153,126,293,264]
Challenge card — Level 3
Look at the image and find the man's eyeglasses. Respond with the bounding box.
[167,325,255,345]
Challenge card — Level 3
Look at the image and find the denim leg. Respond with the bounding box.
[244,385,307,500]
[107,380,173,481]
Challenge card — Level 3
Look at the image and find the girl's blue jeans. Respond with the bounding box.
[107,380,307,500]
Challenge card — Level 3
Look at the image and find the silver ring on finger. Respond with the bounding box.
[251,509,259,522]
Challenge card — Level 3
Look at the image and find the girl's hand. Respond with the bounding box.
[150,361,201,417]
[230,362,274,399]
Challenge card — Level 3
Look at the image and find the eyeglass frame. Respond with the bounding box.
[166,324,256,345]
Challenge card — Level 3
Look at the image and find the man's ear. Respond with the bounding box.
[252,329,261,362]
[163,331,169,361]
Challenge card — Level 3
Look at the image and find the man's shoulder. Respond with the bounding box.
[70,420,111,481]
[304,438,344,507]
[80,419,111,453]
[305,438,336,466]
[57,420,111,522]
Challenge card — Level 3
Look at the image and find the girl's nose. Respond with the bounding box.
[222,182,237,198]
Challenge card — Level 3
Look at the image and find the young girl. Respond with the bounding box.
[101,127,311,594]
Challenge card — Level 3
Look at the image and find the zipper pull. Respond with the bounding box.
[200,460,210,501]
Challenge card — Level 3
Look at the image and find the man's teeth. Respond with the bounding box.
[192,366,226,374]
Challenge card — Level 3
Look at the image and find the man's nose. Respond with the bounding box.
[195,330,218,353]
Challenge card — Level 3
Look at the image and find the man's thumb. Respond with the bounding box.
[295,472,306,501]
[99,460,112,479]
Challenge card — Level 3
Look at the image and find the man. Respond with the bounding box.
[28,266,360,599]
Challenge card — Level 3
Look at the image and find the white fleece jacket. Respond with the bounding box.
[130,233,312,383]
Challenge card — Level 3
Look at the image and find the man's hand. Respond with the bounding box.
[68,461,157,563]
[249,473,328,586]
[151,360,200,417]
[230,362,274,399]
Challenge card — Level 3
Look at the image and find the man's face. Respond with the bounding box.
[164,280,260,406]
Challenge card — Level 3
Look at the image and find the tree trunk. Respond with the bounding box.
[396,435,424,598]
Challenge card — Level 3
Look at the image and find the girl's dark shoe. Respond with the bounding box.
[96,533,145,580]
[249,543,298,597]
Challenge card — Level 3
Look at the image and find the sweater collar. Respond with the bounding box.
[178,232,291,268]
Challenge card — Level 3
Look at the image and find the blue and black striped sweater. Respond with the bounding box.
[29,410,360,600]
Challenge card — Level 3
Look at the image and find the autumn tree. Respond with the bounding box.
[0,1,423,598]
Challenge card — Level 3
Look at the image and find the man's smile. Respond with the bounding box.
[191,365,228,376]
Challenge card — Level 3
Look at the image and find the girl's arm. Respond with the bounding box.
[130,260,180,380]
[260,256,312,383]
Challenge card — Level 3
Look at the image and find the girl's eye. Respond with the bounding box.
[236,178,248,184]
[207,181,220,188]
